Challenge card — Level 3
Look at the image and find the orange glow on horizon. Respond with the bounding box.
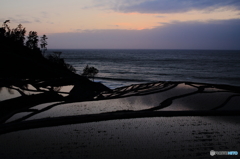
[3,4,239,35]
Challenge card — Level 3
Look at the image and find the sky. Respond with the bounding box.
[1,0,240,50]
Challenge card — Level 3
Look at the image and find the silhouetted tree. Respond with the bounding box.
[0,21,27,51]
[0,20,79,77]
[82,65,99,81]
[1,21,24,43]
[0,25,6,44]
[2,20,11,37]
[26,31,39,50]
[3,20,10,24]
[46,52,77,73]
[40,34,48,55]
[11,24,26,46]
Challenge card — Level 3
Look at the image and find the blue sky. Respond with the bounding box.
[1,0,240,50]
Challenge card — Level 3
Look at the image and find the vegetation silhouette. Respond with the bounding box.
[46,51,76,73]
[82,65,99,81]
[40,34,48,55]
[26,31,39,50]
[0,20,110,122]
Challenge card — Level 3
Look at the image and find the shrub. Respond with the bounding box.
[82,65,99,81]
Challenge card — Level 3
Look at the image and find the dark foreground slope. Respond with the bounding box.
[0,49,110,122]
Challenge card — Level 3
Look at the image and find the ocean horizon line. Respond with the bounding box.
[47,48,240,51]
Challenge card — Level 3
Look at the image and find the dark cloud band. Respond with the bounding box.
[115,0,240,13]
[48,19,240,50]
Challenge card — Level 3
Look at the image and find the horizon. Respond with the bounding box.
[48,48,240,51]
[1,0,240,50]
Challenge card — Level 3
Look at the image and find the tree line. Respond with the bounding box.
[0,20,78,74]
[0,20,99,80]
[0,20,47,55]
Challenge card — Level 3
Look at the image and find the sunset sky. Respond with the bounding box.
[1,0,240,49]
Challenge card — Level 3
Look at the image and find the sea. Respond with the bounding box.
[47,49,240,89]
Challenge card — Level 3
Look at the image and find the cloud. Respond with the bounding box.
[4,18,32,24]
[106,0,240,13]
[41,11,49,19]
[156,15,166,18]
[18,20,31,23]
[34,19,41,23]
[48,19,240,50]
[108,25,119,27]
[158,22,169,25]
